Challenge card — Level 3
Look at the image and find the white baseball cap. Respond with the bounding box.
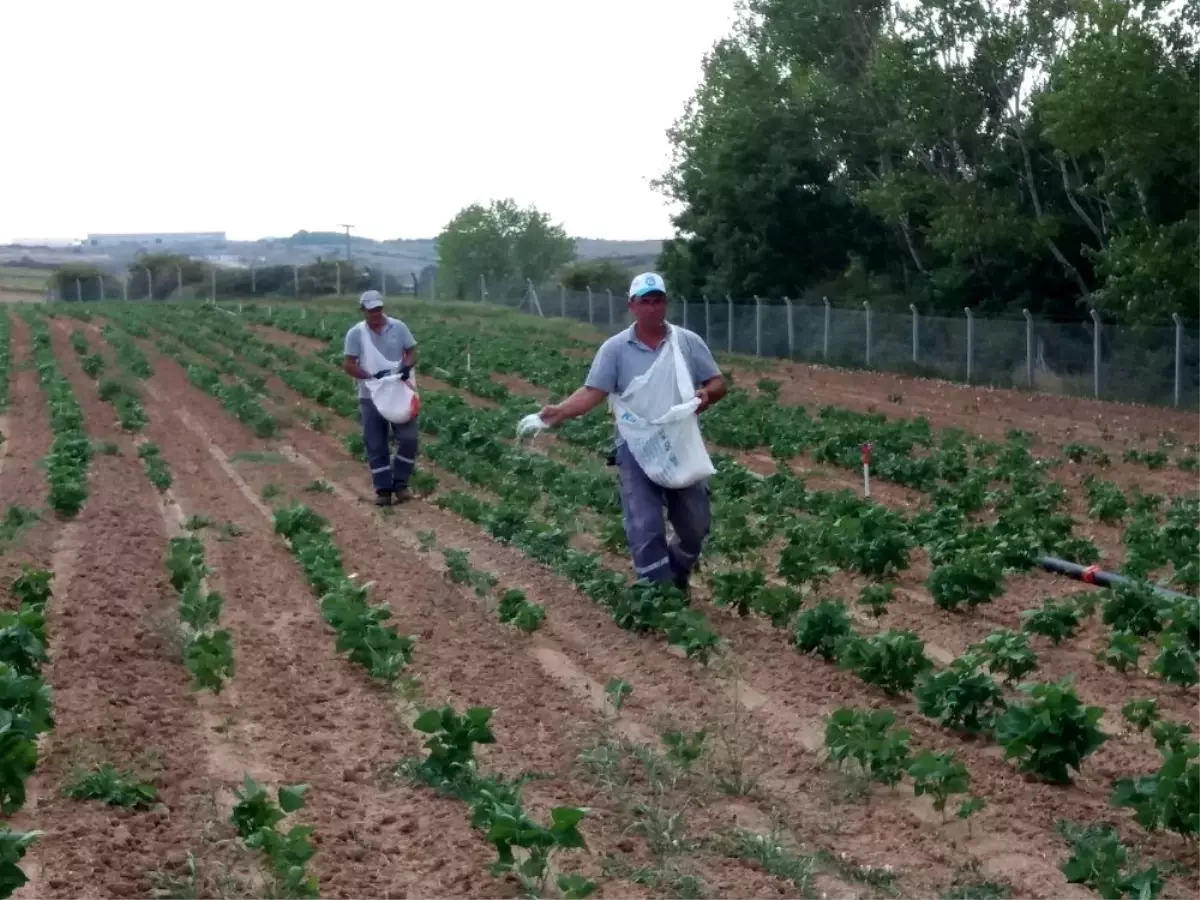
[359,290,384,310]
[629,272,667,298]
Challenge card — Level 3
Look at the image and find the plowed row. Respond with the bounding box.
[0,300,1195,900]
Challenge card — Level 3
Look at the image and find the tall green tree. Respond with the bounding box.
[658,0,1198,323]
[435,199,574,298]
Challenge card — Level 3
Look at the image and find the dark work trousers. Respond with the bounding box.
[614,442,711,584]
[359,398,419,493]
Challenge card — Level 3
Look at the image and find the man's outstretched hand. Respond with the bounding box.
[538,403,566,428]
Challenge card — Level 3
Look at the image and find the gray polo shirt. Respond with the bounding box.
[584,324,720,446]
[343,317,417,399]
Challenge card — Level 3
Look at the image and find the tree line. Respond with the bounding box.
[654,0,1198,325]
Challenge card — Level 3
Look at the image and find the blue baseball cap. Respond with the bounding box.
[629,272,667,298]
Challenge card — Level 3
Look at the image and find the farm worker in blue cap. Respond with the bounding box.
[537,272,727,593]
[342,289,420,506]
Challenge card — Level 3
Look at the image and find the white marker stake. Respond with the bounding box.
[861,443,873,498]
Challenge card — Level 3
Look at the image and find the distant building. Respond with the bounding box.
[86,232,226,248]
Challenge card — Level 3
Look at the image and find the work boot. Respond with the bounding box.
[393,487,412,504]
[673,572,691,603]
[375,490,393,507]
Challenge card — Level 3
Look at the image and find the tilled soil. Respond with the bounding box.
[0,314,63,596]
[9,309,1193,900]
[205,322,1172,899]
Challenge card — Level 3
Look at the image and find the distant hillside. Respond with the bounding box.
[1,233,665,281]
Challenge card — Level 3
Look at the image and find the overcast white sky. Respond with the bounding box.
[1,0,738,244]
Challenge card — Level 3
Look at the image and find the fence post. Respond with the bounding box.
[964,307,974,383]
[785,297,794,359]
[212,264,218,303]
[122,277,128,303]
[335,262,340,297]
[726,295,733,353]
[251,265,257,295]
[909,304,919,364]
[98,275,105,302]
[754,296,762,356]
[480,273,487,303]
[177,266,183,298]
[823,296,831,360]
[1023,308,1034,388]
[1089,308,1101,398]
[1173,313,1183,407]
[146,268,153,301]
[559,284,566,318]
[75,278,81,303]
[681,296,688,330]
[607,289,614,327]
[704,295,711,342]
[863,301,871,366]
[587,286,594,325]
[380,271,386,298]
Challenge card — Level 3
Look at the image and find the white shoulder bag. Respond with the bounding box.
[609,327,715,489]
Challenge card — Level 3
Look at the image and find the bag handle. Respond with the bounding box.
[668,327,696,403]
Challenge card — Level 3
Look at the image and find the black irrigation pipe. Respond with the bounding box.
[1037,555,1195,602]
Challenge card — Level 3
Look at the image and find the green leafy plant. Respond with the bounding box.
[604,678,631,712]
[907,750,970,820]
[410,704,496,791]
[63,763,156,808]
[824,707,911,787]
[497,589,546,633]
[858,583,894,619]
[837,630,932,695]
[995,678,1107,784]
[137,442,172,490]
[1121,698,1159,732]
[1150,630,1198,688]
[915,658,1007,735]
[1021,597,1082,645]
[1056,821,1163,899]
[230,776,317,898]
[1098,630,1141,673]
[1082,477,1127,523]
[793,599,854,660]
[927,552,1004,611]
[0,826,41,899]
[967,630,1038,684]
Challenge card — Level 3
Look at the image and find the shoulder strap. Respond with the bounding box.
[668,327,695,401]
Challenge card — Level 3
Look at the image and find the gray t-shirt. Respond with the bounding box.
[343,317,417,399]
[584,324,721,446]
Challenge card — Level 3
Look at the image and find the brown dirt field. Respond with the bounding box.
[17,305,1193,899]
[207,317,1194,899]
[0,314,62,595]
[105,329,808,899]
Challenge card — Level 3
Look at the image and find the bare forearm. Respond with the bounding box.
[343,358,371,380]
[540,386,608,427]
[558,386,607,419]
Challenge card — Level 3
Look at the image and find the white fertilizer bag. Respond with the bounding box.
[516,413,549,439]
[358,330,420,424]
[610,327,715,489]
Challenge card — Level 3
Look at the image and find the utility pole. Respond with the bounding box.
[338,224,354,262]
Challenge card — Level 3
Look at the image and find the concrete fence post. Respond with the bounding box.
[863,301,872,366]
[1173,313,1183,407]
[1089,307,1102,398]
[965,308,974,383]
[910,303,919,364]
[726,295,733,353]
[823,296,831,360]
[784,297,794,358]
[754,295,762,356]
[1023,309,1034,388]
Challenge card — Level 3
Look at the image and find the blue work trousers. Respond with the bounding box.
[359,398,419,493]
[615,443,711,584]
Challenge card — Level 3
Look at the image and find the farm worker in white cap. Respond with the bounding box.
[342,290,420,506]
[537,272,727,593]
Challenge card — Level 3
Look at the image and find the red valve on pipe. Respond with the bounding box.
[861,443,873,465]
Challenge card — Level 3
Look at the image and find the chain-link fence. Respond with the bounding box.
[47,267,1198,409]
[437,277,1199,410]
